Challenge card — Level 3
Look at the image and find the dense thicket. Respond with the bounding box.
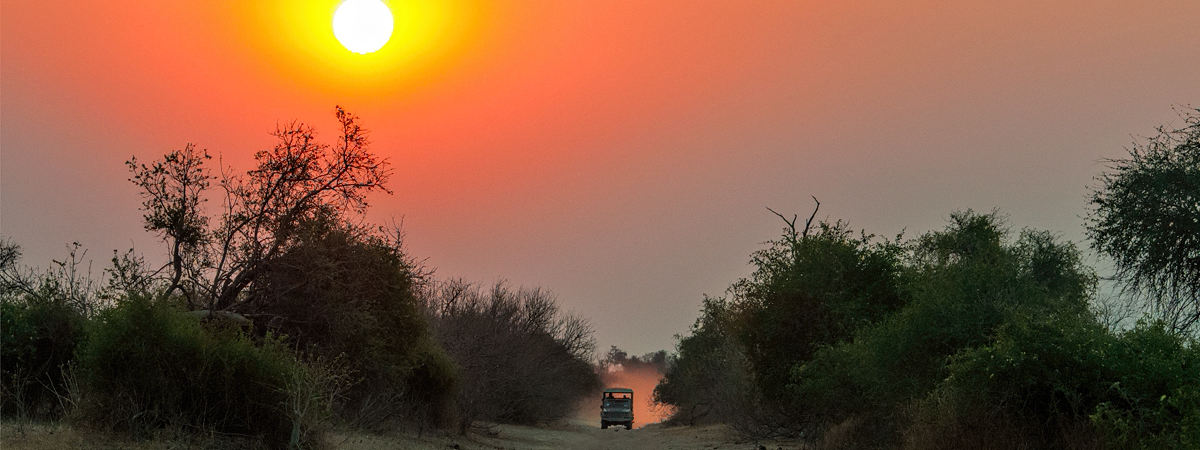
[252,215,456,427]
[793,212,1100,446]
[420,280,600,430]
[656,216,906,433]
[75,294,301,445]
[657,210,1199,449]
[107,108,459,438]
[732,220,906,414]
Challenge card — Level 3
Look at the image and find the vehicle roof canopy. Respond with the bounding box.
[603,388,634,393]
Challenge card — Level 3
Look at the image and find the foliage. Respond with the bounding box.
[75,294,305,448]
[1087,107,1200,334]
[658,209,1160,448]
[908,318,1199,450]
[792,212,1095,423]
[730,218,906,412]
[1,240,95,420]
[1089,322,1200,449]
[653,296,757,427]
[252,215,456,427]
[122,108,462,430]
[421,280,600,429]
[1,294,88,419]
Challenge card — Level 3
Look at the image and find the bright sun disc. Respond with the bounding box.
[333,0,394,54]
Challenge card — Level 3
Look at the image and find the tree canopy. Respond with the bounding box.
[1087,107,1200,334]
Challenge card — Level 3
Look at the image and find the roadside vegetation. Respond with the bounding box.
[420,279,600,431]
[0,108,600,449]
[2,106,1195,450]
[654,107,1200,449]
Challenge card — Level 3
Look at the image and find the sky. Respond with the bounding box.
[2,1,1198,356]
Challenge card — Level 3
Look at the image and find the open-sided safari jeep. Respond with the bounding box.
[600,387,634,429]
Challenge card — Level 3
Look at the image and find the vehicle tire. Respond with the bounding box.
[625,421,633,430]
[601,421,608,429]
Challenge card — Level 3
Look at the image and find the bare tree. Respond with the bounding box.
[420,280,600,428]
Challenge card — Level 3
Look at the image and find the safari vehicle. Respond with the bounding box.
[600,387,634,429]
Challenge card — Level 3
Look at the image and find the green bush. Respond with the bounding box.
[917,319,1199,450]
[911,310,1111,449]
[790,212,1097,443]
[732,221,905,411]
[76,294,303,447]
[1091,322,1200,449]
[659,208,1198,450]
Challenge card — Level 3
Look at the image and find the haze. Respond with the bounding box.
[2,1,1198,356]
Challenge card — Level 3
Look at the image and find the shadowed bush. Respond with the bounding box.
[75,294,304,447]
[1,240,94,420]
[252,216,457,428]
[653,296,758,428]
[657,215,905,435]
[1,295,87,420]
[421,280,600,429]
[1088,322,1199,449]
[656,210,1197,449]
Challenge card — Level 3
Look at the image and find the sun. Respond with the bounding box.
[333,0,394,54]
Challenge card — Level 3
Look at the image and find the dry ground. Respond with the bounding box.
[2,419,808,450]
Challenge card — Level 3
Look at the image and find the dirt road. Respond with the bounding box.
[330,419,807,450]
[3,419,808,450]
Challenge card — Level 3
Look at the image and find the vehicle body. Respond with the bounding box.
[600,387,634,429]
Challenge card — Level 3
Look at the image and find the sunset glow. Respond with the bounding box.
[333,0,393,54]
[238,0,483,97]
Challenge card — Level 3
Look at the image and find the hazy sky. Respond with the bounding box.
[3,1,1198,355]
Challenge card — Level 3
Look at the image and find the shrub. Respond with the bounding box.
[252,217,457,428]
[912,319,1199,450]
[654,296,757,428]
[910,310,1112,449]
[790,212,1097,443]
[731,220,905,412]
[0,295,87,419]
[1090,322,1200,449]
[1,241,92,420]
[422,280,600,429]
[660,207,1197,450]
[76,294,304,447]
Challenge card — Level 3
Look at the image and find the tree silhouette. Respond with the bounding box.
[1087,107,1200,333]
[128,106,391,314]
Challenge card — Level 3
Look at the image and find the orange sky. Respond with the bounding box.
[3,1,1199,354]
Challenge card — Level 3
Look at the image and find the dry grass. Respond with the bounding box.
[0,421,261,450]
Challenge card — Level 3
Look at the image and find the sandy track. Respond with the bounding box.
[330,419,807,450]
[2,419,807,450]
